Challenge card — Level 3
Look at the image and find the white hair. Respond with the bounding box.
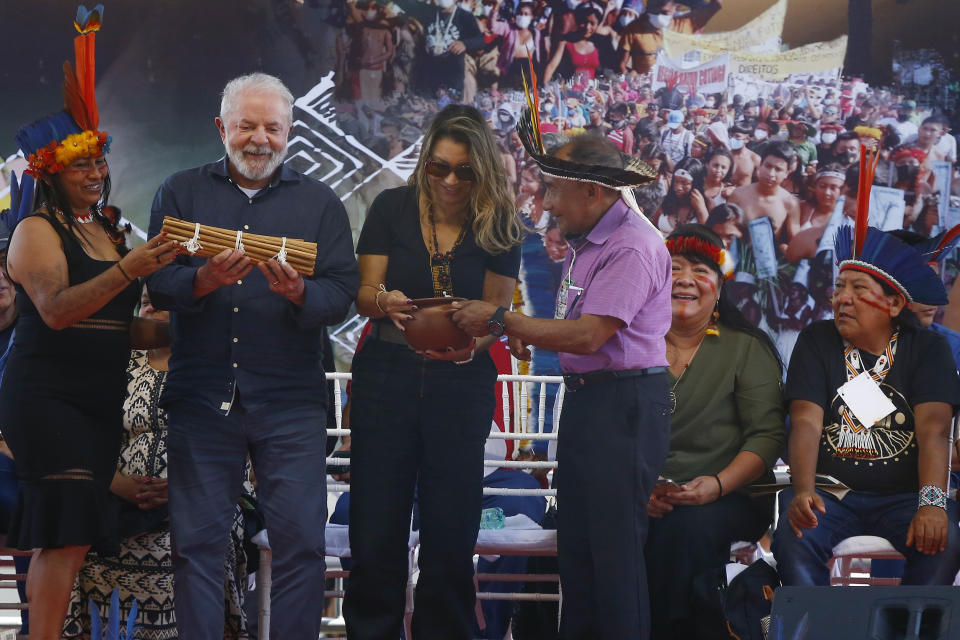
[220,73,294,124]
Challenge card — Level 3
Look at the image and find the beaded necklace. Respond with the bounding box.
[428,210,467,297]
[45,202,94,224]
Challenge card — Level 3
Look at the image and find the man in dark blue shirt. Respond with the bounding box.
[146,73,358,639]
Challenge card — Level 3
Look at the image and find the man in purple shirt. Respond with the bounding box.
[454,135,672,639]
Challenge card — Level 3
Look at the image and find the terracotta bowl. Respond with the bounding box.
[404,297,473,352]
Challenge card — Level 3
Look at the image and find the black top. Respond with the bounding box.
[392,0,484,94]
[786,320,960,493]
[7,213,138,391]
[0,211,139,552]
[356,186,521,309]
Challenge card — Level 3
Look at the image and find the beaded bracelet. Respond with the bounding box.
[919,484,947,510]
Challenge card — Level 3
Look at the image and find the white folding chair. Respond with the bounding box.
[825,413,960,588]
[474,373,564,637]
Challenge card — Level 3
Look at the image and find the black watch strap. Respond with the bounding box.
[488,306,508,337]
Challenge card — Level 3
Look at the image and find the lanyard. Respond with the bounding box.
[836,332,898,459]
[555,242,584,319]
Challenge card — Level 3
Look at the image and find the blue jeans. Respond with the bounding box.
[167,400,327,639]
[772,488,960,586]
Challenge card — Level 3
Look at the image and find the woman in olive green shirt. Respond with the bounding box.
[645,224,786,639]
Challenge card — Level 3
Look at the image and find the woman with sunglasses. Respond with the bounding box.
[344,104,523,640]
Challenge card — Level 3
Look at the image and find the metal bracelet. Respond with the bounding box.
[918,484,948,510]
[454,341,477,366]
[374,285,388,315]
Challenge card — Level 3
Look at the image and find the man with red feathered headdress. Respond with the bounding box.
[773,147,960,588]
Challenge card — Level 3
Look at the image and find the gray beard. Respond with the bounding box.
[225,142,287,182]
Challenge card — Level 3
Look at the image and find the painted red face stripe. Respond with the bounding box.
[856,293,891,315]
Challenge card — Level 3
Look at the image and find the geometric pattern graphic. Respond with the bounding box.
[286,71,422,205]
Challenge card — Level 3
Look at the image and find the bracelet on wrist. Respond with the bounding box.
[919,484,947,510]
[713,474,724,497]
[374,285,388,315]
[116,262,134,282]
[454,340,476,366]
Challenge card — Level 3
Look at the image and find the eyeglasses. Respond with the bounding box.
[425,160,476,182]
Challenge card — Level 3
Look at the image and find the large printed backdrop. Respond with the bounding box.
[1,0,958,386]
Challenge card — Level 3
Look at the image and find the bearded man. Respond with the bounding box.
[146,73,359,639]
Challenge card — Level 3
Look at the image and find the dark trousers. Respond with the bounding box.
[344,339,497,640]
[167,400,328,640]
[556,373,671,640]
[772,488,960,586]
[645,492,773,639]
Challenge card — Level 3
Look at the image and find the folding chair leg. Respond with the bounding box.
[557,581,562,631]
[259,548,272,640]
[404,546,416,639]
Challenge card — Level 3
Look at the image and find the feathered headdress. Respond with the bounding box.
[515,61,659,231]
[834,145,946,305]
[15,5,110,179]
[665,233,735,280]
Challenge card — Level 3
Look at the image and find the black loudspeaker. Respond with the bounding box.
[771,586,960,640]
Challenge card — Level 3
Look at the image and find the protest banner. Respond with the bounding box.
[652,53,730,96]
[662,0,786,58]
[932,161,953,229]
[729,36,848,82]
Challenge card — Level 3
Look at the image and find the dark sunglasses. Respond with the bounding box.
[425,160,476,181]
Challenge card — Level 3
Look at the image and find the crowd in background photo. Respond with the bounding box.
[3,1,960,640]
[330,0,960,368]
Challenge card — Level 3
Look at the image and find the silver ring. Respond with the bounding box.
[272,281,280,285]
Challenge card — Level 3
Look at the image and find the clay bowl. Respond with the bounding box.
[403,297,473,352]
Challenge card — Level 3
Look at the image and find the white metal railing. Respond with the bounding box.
[324,372,563,497]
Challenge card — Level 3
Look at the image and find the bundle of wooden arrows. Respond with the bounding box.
[161,216,318,277]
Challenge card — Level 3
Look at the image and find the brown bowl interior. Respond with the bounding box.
[404,297,472,351]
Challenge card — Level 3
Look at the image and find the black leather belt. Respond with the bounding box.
[369,322,409,346]
[563,367,667,392]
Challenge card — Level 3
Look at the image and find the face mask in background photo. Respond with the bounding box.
[516,14,533,28]
[649,13,672,28]
[366,9,379,20]
[439,0,457,10]
[729,138,744,151]
[754,129,768,141]
[821,132,837,145]
[482,4,494,16]
[618,13,635,27]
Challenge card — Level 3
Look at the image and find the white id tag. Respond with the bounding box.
[837,372,896,428]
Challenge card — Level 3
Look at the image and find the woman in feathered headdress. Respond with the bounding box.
[646,223,785,636]
[773,147,960,588]
[0,7,178,637]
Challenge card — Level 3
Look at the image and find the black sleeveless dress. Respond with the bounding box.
[0,212,139,552]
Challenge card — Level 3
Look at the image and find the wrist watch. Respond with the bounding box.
[487,306,508,337]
